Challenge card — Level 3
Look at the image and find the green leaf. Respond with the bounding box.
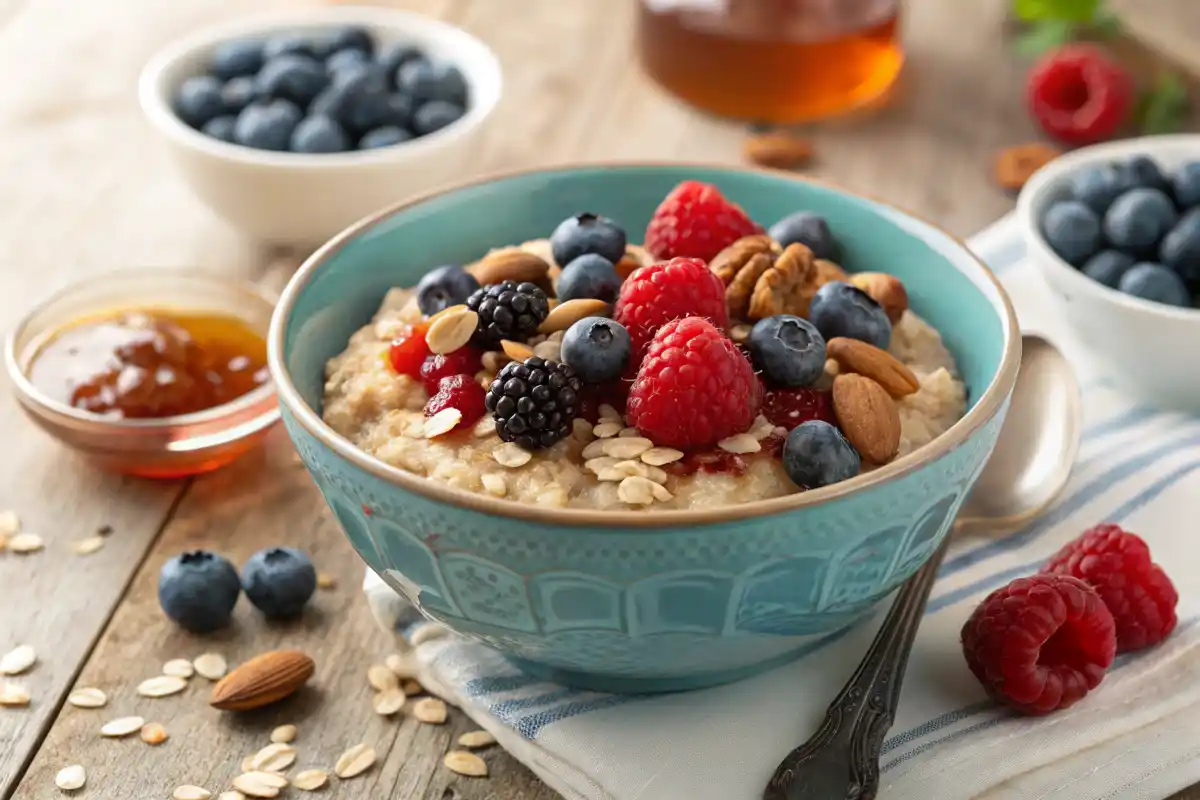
[1013,19,1077,58]
[1089,10,1123,39]
[1013,0,1102,23]
[1138,73,1191,135]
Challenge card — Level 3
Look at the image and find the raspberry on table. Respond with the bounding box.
[960,574,1116,715]
[627,316,762,450]
[644,180,763,262]
[1043,524,1178,653]
[425,374,487,429]
[612,257,729,366]
[761,386,836,431]
[1026,45,1133,146]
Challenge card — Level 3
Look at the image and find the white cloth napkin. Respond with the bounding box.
[363,213,1200,800]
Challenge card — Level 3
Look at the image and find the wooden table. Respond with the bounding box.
[0,0,1194,798]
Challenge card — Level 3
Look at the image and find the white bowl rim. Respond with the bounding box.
[137,5,502,170]
[267,161,1022,529]
[1016,132,1200,323]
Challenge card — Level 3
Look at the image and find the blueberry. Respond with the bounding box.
[415,265,480,316]
[1160,208,1200,282]
[768,211,838,261]
[157,550,241,633]
[377,43,425,87]
[556,254,623,303]
[1103,188,1178,257]
[310,70,396,133]
[358,126,413,149]
[1068,165,1125,215]
[290,115,350,153]
[1117,262,1190,307]
[201,115,237,143]
[396,59,468,105]
[808,282,891,349]
[782,421,861,490]
[329,25,375,56]
[1080,249,1135,288]
[174,75,226,128]
[1172,162,1200,209]
[1117,155,1173,198]
[256,54,329,108]
[220,76,258,113]
[262,34,320,61]
[747,315,827,387]
[210,38,265,80]
[241,547,317,619]
[412,100,464,135]
[325,47,370,77]
[561,317,632,383]
[1040,200,1101,266]
[233,100,302,151]
[550,213,627,267]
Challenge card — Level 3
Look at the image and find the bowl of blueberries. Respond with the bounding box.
[138,7,502,247]
[1018,134,1200,411]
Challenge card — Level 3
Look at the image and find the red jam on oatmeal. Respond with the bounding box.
[322,180,965,511]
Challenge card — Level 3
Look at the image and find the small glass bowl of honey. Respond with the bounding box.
[5,269,280,479]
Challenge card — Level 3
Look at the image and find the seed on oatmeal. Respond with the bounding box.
[426,308,479,355]
[572,418,594,441]
[70,536,105,555]
[500,340,535,362]
[270,724,297,744]
[444,750,488,777]
[233,771,287,798]
[651,482,673,501]
[316,572,337,590]
[411,697,447,724]
[597,460,649,482]
[385,653,417,678]
[718,433,761,454]
[100,716,145,737]
[137,675,187,697]
[173,786,211,800]
[334,743,377,779]
[55,764,86,791]
[218,793,245,800]
[584,456,621,474]
[749,416,777,440]
[645,465,669,484]
[241,755,256,773]
[581,439,608,459]
[593,421,622,438]
[373,687,406,716]
[424,408,463,438]
[473,416,496,438]
[458,730,497,749]
[538,298,610,334]
[250,743,296,773]
[474,370,493,389]
[533,340,562,361]
[292,770,328,791]
[617,427,641,438]
[163,658,195,679]
[597,404,622,422]
[481,473,507,497]
[1,645,36,675]
[141,722,169,745]
[617,476,656,505]
[411,622,448,647]
[481,350,509,373]
[640,447,684,466]
[67,687,106,708]
[601,437,653,459]
[402,678,424,695]
[8,532,44,553]
[0,510,18,536]
[493,442,532,468]
[0,682,30,706]
[193,653,227,681]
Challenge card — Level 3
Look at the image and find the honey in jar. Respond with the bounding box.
[27,309,269,420]
[636,0,904,124]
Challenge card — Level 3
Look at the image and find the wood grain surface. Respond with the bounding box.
[1,0,1195,798]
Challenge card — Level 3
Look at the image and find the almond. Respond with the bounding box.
[210,650,314,711]
[470,248,551,286]
[825,338,919,398]
[537,298,610,334]
[425,308,479,355]
[992,142,1062,192]
[849,272,908,323]
[832,374,901,465]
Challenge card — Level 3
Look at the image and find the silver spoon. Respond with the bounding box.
[763,334,1082,800]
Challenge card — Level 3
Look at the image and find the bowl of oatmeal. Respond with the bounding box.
[269,164,1020,693]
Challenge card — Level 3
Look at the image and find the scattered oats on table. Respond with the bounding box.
[141,722,169,745]
[70,536,105,555]
[100,716,145,737]
[137,675,187,697]
[173,786,212,800]
[0,682,31,706]
[411,697,447,724]
[192,652,227,680]
[458,730,497,749]
[8,532,44,553]
[67,687,106,708]
[367,663,398,692]
[232,771,287,798]
[334,743,377,779]
[315,572,337,590]
[163,658,195,678]
[292,769,328,791]
[54,764,86,791]
[0,644,36,675]
[372,687,406,716]
[444,750,489,777]
[249,742,296,773]
[269,724,296,744]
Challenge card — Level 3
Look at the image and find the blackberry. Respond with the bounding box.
[485,357,581,450]
[466,280,550,345]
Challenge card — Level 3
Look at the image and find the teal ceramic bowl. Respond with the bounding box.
[269,164,1020,693]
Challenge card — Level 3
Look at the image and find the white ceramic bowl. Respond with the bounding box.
[138,7,502,248]
[1017,134,1200,412]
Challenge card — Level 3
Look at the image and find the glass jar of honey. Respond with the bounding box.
[636,0,904,124]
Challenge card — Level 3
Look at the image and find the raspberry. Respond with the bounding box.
[419,347,483,393]
[960,574,1116,716]
[1027,45,1133,146]
[644,180,763,262]
[612,257,729,366]
[387,323,430,378]
[761,386,835,431]
[1043,524,1178,653]
[424,374,486,429]
[627,316,762,450]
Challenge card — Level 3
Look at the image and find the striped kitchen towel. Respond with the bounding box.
[363,212,1200,800]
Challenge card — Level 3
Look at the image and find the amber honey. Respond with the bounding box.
[636,0,904,124]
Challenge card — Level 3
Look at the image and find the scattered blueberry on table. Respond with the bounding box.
[174,25,469,153]
[1043,155,1200,310]
[157,550,242,633]
[241,546,318,619]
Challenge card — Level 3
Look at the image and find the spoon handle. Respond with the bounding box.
[762,536,951,800]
